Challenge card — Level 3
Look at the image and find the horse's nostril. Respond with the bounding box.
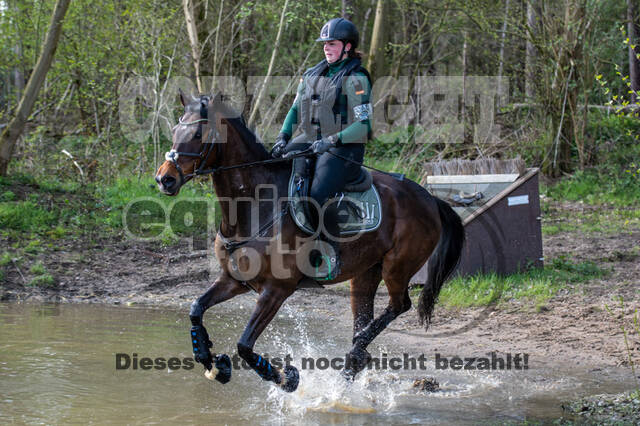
[161,175,176,188]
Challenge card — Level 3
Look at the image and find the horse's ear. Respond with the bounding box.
[179,88,191,108]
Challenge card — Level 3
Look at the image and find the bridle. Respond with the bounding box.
[165,95,220,186]
[164,95,320,188]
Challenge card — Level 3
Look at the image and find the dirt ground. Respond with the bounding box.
[1,201,639,372]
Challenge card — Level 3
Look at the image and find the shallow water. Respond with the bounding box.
[0,302,635,424]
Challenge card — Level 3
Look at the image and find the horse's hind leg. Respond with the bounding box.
[343,261,414,380]
[236,285,300,392]
[341,263,382,379]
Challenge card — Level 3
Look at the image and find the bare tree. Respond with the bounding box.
[0,0,71,176]
[628,0,640,103]
[525,0,539,100]
[183,0,202,92]
[498,0,510,103]
[342,0,354,21]
[248,0,289,128]
[367,0,387,78]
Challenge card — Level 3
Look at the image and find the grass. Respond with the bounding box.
[541,206,640,236]
[542,165,640,208]
[0,201,57,233]
[430,256,609,308]
[29,262,46,275]
[28,274,54,287]
[97,176,218,240]
[0,252,12,267]
[25,261,55,287]
[0,173,219,248]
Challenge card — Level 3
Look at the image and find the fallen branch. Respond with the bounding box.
[61,149,85,182]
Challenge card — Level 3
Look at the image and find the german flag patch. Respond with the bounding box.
[353,79,364,95]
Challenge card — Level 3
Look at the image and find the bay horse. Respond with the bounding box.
[154,92,464,392]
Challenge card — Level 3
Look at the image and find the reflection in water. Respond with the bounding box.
[0,302,635,424]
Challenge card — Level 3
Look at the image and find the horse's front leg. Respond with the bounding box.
[237,286,299,392]
[190,273,249,383]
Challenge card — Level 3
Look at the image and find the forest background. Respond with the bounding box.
[0,0,639,253]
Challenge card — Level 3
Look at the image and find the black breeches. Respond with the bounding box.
[284,135,364,238]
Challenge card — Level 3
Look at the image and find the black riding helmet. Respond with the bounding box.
[316,18,359,55]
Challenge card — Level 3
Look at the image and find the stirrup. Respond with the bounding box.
[309,243,340,280]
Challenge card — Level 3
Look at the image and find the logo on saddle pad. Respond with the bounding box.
[288,165,382,235]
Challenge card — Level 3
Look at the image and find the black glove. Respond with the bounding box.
[270,133,290,158]
[311,136,336,154]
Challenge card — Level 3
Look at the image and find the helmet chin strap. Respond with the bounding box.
[339,40,349,61]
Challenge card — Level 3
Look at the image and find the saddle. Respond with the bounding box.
[288,156,382,236]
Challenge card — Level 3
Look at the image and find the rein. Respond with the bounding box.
[165,95,315,184]
[164,96,401,261]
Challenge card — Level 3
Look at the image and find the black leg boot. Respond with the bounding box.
[320,204,341,279]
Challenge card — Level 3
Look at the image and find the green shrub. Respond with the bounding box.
[29,262,46,275]
[0,191,15,201]
[0,201,57,232]
[544,166,640,207]
[24,240,43,254]
[28,274,54,287]
[46,226,67,239]
[0,252,12,267]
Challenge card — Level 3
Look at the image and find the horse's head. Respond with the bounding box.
[155,91,218,195]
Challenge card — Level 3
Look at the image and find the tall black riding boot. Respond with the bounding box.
[320,204,342,279]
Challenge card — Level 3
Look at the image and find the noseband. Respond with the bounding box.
[165,95,219,186]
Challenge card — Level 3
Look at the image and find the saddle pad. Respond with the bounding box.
[288,168,383,235]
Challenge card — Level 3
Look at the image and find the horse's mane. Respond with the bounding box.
[212,97,269,159]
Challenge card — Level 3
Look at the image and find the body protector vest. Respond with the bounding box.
[298,58,372,141]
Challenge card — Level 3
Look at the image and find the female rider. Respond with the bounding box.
[271,18,373,279]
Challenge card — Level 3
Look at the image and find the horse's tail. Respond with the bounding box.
[417,197,465,329]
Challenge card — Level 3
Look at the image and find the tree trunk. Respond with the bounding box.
[551,0,585,175]
[183,0,202,92]
[628,0,640,103]
[342,0,354,21]
[525,0,538,100]
[367,0,387,78]
[461,30,470,145]
[497,0,510,103]
[11,47,25,112]
[0,0,71,176]
[359,4,373,52]
[212,0,225,80]
[248,0,289,127]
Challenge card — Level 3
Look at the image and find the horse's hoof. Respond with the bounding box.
[278,365,299,393]
[205,353,232,384]
[340,367,356,382]
[342,346,371,381]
